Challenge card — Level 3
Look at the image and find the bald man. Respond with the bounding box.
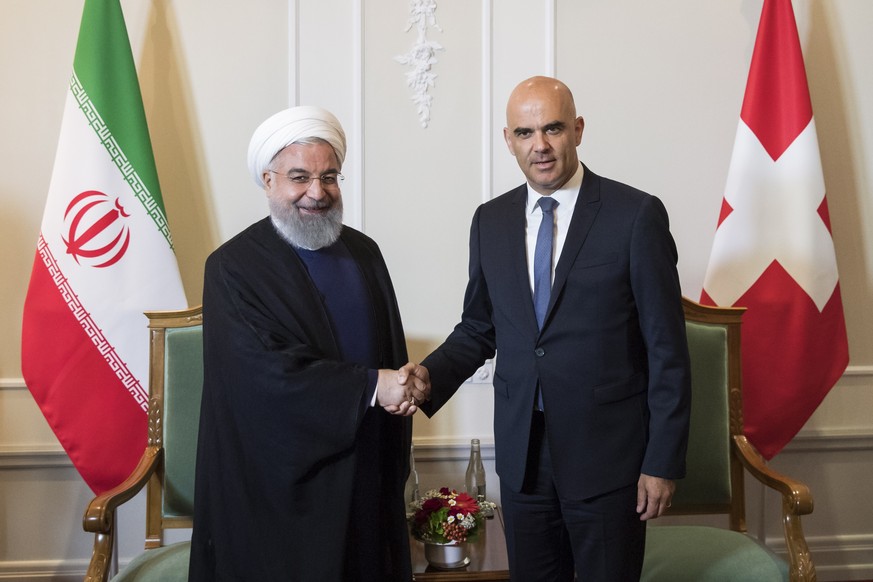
[413,77,692,580]
[189,107,425,581]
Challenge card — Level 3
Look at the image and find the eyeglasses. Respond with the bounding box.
[269,170,345,190]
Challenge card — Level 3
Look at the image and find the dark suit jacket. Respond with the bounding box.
[422,165,691,501]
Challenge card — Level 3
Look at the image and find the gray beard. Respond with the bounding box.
[269,197,344,250]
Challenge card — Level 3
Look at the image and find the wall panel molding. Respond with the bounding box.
[0,444,70,469]
[5,369,870,392]
[351,0,364,230]
[412,438,495,462]
[0,378,25,389]
[4,371,869,395]
[844,365,873,376]
[410,430,873,459]
[786,428,873,452]
[481,0,493,204]
[287,0,299,106]
[3,374,871,472]
[544,0,556,76]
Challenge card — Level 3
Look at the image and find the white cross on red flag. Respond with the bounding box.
[701,0,848,459]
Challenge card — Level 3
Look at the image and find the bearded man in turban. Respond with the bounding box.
[189,106,426,581]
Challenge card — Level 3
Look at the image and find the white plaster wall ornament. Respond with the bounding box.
[394,0,444,128]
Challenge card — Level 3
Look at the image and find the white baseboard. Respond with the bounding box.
[790,534,873,581]
[0,559,88,581]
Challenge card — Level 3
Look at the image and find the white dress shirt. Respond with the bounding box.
[525,163,584,296]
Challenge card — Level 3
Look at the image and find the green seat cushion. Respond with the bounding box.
[111,541,190,582]
[642,526,788,581]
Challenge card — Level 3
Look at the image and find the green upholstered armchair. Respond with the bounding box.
[83,306,202,582]
[642,298,816,582]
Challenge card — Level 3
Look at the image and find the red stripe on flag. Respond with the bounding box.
[734,261,848,459]
[740,0,813,161]
[22,253,146,494]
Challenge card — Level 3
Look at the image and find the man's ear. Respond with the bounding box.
[503,127,516,155]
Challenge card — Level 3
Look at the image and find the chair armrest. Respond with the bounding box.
[733,436,813,515]
[733,435,817,582]
[83,446,163,534]
[82,446,162,582]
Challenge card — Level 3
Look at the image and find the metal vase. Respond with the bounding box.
[424,541,470,569]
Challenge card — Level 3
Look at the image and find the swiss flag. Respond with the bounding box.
[701,0,848,459]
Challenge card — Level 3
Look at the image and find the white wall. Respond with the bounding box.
[1,0,871,580]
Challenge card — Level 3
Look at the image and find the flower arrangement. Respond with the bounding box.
[408,487,491,544]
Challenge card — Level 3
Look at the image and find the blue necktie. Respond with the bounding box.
[533,197,558,410]
[533,197,558,329]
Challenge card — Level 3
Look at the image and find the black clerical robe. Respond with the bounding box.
[189,218,412,581]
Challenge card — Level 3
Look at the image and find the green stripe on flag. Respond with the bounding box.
[72,0,174,249]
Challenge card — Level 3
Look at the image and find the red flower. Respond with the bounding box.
[422,497,445,513]
[450,492,480,516]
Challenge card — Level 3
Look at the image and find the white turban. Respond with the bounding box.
[247,106,347,188]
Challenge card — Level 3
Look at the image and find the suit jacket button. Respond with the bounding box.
[534,348,545,357]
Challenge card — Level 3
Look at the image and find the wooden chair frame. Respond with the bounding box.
[676,298,815,582]
[82,306,202,582]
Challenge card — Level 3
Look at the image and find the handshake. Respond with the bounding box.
[376,363,431,416]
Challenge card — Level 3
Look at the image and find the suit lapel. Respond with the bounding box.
[546,166,602,322]
[502,186,540,332]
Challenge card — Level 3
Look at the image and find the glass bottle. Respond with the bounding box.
[465,438,487,506]
[404,442,420,511]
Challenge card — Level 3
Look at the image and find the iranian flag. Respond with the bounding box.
[701,0,848,459]
[21,0,186,494]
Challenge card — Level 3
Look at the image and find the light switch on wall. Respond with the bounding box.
[466,359,494,384]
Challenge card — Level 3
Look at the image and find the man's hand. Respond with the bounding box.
[376,364,430,416]
[397,363,431,402]
[636,473,675,521]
